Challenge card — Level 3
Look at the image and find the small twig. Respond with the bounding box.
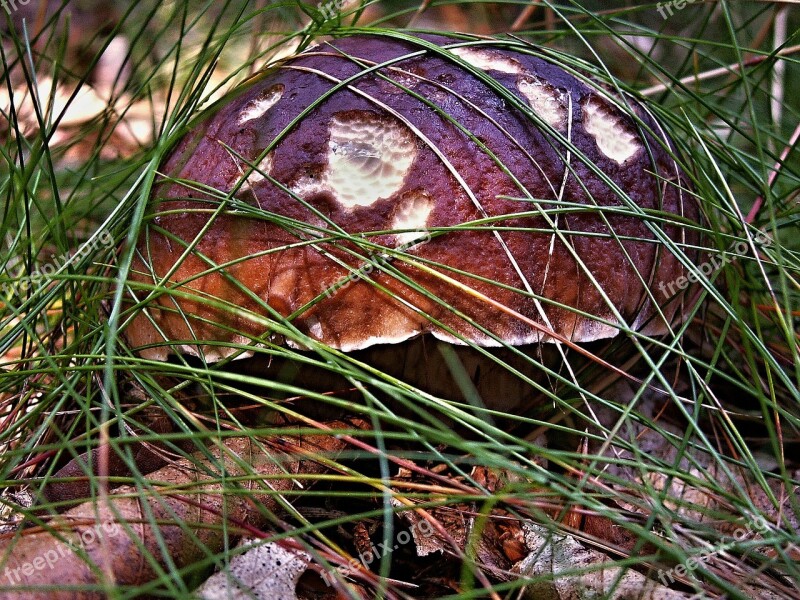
[770,5,789,155]
[511,2,541,32]
[746,122,800,224]
[639,44,800,97]
[405,0,432,29]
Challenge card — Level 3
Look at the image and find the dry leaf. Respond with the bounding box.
[0,421,358,598]
[197,538,310,600]
[516,523,690,600]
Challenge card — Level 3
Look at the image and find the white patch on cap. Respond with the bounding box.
[326,114,417,208]
[517,78,567,129]
[289,175,323,199]
[226,153,273,193]
[239,154,273,191]
[392,192,434,247]
[306,315,323,340]
[267,270,296,310]
[238,85,283,125]
[450,47,522,75]
[385,69,419,91]
[582,97,640,164]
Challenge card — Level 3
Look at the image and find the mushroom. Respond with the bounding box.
[124,34,702,407]
[7,32,705,595]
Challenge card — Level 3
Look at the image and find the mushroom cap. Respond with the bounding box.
[125,34,701,361]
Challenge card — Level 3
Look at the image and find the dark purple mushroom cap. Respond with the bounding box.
[126,34,701,361]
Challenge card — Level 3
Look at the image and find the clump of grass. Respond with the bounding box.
[0,1,798,597]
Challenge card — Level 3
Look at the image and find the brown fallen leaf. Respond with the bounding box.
[40,403,182,508]
[0,420,362,599]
